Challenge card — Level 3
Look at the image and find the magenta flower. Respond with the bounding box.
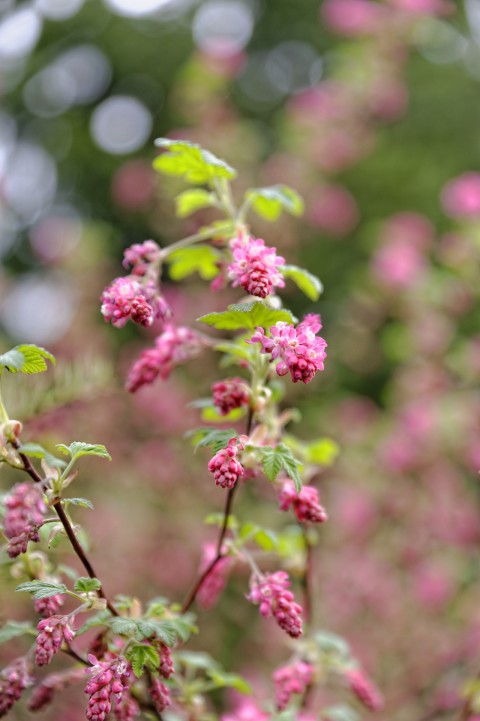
[345,667,384,711]
[149,677,171,712]
[84,654,130,721]
[441,172,480,219]
[197,542,233,609]
[35,616,75,667]
[208,437,246,489]
[228,232,285,299]
[273,661,314,710]
[4,482,46,558]
[278,481,328,523]
[249,314,327,384]
[0,658,32,716]
[100,277,156,329]
[122,239,161,276]
[212,377,250,416]
[247,571,303,638]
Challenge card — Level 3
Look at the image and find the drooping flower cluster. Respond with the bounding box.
[126,324,206,392]
[34,593,64,618]
[122,239,161,276]
[197,542,233,609]
[273,661,314,710]
[228,232,285,299]
[249,314,327,384]
[84,654,131,721]
[149,677,171,712]
[0,658,32,717]
[4,482,46,558]
[208,436,246,489]
[344,668,384,711]
[278,481,328,523]
[212,377,250,416]
[247,571,303,638]
[35,616,75,667]
[157,643,174,679]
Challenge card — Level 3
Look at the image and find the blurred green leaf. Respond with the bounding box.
[56,442,111,462]
[206,669,252,694]
[175,189,217,217]
[74,577,101,593]
[167,245,222,281]
[153,138,236,184]
[0,621,34,645]
[282,265,323,301]
[246,185,304,221]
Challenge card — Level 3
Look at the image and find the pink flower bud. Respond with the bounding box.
[212,377,250,416]
[150,678,171,712]
[345,668,384,711]
[0,658,33,716]
[208,437,245,489]
[85,655,130,721]
[273,661,314,710]
[278,481,328,523]
[35,616,75,667]
[228,232,285,299]
[248,571,303,638]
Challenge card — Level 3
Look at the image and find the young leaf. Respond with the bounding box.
[18,443,66,469]
[175,189,217,217]
[190,427,237,453]
[74,577,101,594]
[201,405,245,423]
[56,442,111,462]
[64,497,94,510]
[198,301,295,332]
[0,621,34,645]
[258,446,284,482]
[16,580,67,600]
[161,614,198,642]
[246,185,304,222]
[257,444,302,491]
[153,138,237,184]
[281,265,323,301]
[207,669,252,694]
[0,345,55,375]
[277,443,302,492]
[126,643,160,678]
[167,245,222,282]
[205,512,239,530]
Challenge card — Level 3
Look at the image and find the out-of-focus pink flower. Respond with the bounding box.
[149,678,171,712]
[321,0,385,36]
[335,487,377,536]
[228,232,285,299]
[4,482,46,558]
[28,668,86,711]
[248,571,303,638]
[371,238,425,288]
[278,481,328,523]
[157,644,174,679]
[273,661,314,710]
[413,563,454,609]
[221,699,270,721]
[441,173,480,219]
[382,212,434,250]
[306,184,359,236]
[208,437,246,489]
[0,658,33,716]
[123,240,161,277]
[197,542,233,609]
[344,667,384,711]
[111,160,156,210]
[368,79,409,121]
[389,0,454,15]
[212,377,250,416]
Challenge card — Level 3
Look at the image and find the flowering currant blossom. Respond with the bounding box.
[122,239,161,276]
[126,324,206,392]
[249,314,327,384]
[100,277,157,329]
[157,643,174,679]
[208,436,246,489]
[273,661,314,710]
[34,593,64,618]
[197,542,233,609]
[0,658,33,716]
[35,616,75,666]
[344,668,384,711]
[228,232,285,298]
[113,691,140,721]
[84,654,131,721]
[212,377,250,416]
[28,668,85,711]
[149,677,171,712]
[4,482,46,558]
[278,480,328,523]
[247,571,303,638]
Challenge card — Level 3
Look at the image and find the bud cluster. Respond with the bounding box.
[278,481,328,523]
[208,437,246,489]
[228,232,285,299]
[212,377,250,416]
[35,616,75,667]
[4,482,46,558]
[84,654,131,721]
[248,571,303,638]
[273,661,314,710]
[0,658,32,717]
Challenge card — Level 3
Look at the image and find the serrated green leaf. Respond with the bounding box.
[0,345,55,375]
[191,427,238,453]
[65,497,94,510]
[175,189,217,217]
[163,614,198,642]
[259,446,284,482]
[126,643,160,678]
[110,618,138,637]
[277,443,302,492]
[0,621,34,645]
[246,185,304,222]
[153,138,237,184]
[176,651,220,670]
[281,265,323,301]
[56,442,111,462]
[76,610,111,636]
[16,580,67,600]
[18,442,66,469]
[74,577,101,593]
[207,669,252,694]
[198,301,295,332]
[167,245,222,282]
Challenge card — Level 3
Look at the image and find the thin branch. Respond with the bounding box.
[301,526,313,628]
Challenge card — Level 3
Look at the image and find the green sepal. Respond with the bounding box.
[198,301,295,332]
[0,345,55,375]
[246,185,304,221]
[153,138,237,184]
[281,265,323,301]
[16,580,67,600]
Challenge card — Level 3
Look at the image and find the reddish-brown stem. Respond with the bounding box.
[12,441,118,617]
[181,408,253,614]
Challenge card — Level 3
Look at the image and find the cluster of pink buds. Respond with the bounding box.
[34,593,64,618]
[247,571,303,638]
[149,677,171,712]
[212,377,250,416]
[0,658,32,716]
[35,616,75,666]
[344,667,384,711]
[4,482,46,558]
[249,314,327,384]
[208,436,247,489]
[228,232,285,299]
[126,324,206,392]
[84,654,131,721]
[273,661,314,710]
[157,643,174,679]
[197,542,233,609]
[278,481,328,523]
[122,239,161,276]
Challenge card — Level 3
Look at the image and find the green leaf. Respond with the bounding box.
[153,138,237,184]
[281,265,323,301]
[16,580,67,600]
[18,443,66,469]
[190,427,238,453]
[207,669,252,694]
[76,610,111,636]
[74,577,101,593]
[126,643,160,678]
[277,443,302,492]
[64,497,94,510]
[0,345,55,375]
[258,447,284,482]
[162,614,198,642]
[0,621,34,645]
[176,651,220,670]
[56,442,111,462]
[167,245,222,282]
[213,342,253,364]
[257,444,302,491]
[198,301,295,332]
[314,630,351,659]
[175,189,217,217]
[246,185,304,222]
[201,405,245,423]
[305,438,339,466]
[110,617,138,637]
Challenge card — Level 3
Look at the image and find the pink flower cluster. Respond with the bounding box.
[208,436,246,489]
[34,593,64,618]
[249,314,327,384]
[212,377,250,416]
[0,658,32,716]
[228,232,285,299]
[345,667,384,711]
[273,661,314,710]
[4,482,46,558]
[28,667,85,711]
[278,481,328,523]
[248,571,303,638]
[157,643,174,679]
[84,654,130,721]
[441,172,480,219]
[149,677,171,712]
[122,240,161,276]
[197,542,233,609]
[35,616,75,667]
[126,324,206,392]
